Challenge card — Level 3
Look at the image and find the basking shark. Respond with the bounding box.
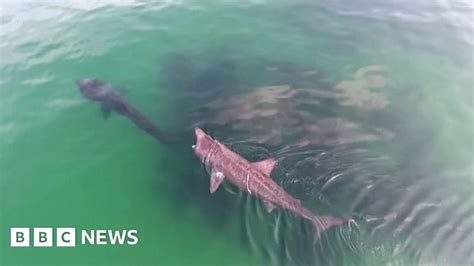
[76,79,169,144]
[193,127,349,235]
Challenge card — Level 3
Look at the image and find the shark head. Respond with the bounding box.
[76,79,109,100]
[193,128,217,163]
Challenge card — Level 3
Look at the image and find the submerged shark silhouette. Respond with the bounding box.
[76,79,169,144]
[193,127,349,235]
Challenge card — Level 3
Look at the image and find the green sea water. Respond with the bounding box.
[1,1,473,265]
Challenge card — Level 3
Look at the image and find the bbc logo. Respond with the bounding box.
[11,228,75,247]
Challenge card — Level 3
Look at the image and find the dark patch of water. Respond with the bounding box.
[157,49,473,265]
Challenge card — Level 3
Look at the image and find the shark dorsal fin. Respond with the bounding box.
[251,158,276,176]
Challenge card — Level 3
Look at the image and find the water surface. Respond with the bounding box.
[1,1,473,265]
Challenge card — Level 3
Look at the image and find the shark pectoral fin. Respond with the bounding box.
[210,170,225,193]
[101,104,112,119]
[311,215,349,236]
[251,158,277,176]
[263,200,277,213]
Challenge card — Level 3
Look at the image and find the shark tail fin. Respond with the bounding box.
[311,215,349,239]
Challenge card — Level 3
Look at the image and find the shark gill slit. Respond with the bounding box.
[246,172,252,194]
[203,141,218,165]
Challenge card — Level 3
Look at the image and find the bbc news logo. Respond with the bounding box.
[10,228,138,247]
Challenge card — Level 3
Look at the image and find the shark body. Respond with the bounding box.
[193,127,348,234]
[76,79,169,144]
